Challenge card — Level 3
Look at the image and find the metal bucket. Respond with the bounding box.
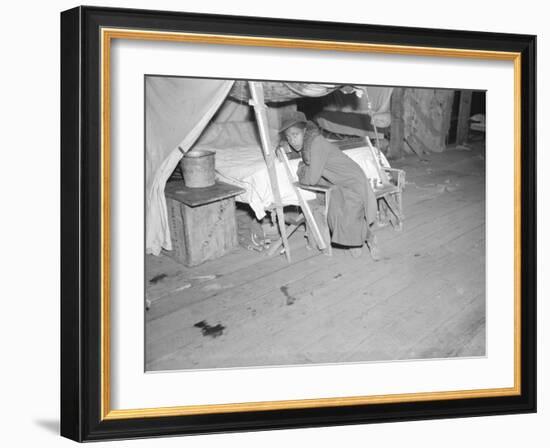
[180,149,216,188]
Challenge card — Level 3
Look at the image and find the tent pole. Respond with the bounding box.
[364,87,383,151]
[248,81,291,262]
[279,150,327,252]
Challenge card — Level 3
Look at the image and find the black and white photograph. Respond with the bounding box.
[144,77,487,372]
[0,0,543,443]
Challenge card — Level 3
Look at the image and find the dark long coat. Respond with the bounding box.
[297,131,377,247]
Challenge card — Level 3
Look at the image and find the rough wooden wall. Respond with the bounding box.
[403,88,454,153]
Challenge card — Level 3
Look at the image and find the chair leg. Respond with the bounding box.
[266,219,304,256]
[383,195,403,231]
[311,200,331,255]
[299,189,333,255]
[378,198,388,226]
[324,191,332,255]
[302,218,313,250]
[323,221,332,256]
[395,192,404,219]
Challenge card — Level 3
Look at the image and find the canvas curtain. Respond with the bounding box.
[145,77,234,255]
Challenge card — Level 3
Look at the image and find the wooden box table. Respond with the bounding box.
[164,180,245,266]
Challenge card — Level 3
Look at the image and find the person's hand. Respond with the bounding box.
[276,144,289,162]
[276,146,284,162]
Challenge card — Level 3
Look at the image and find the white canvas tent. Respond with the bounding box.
[145,77,392,257]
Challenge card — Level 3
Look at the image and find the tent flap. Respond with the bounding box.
[145,78,234,255]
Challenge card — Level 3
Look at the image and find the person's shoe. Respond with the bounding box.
[366,234,381,261]
[349,247,363,258]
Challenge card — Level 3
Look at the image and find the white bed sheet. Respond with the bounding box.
[214,145,385,220]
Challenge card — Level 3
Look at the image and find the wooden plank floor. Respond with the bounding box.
[145,144,486,371]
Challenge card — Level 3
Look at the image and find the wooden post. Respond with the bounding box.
[389,87,405,159]
[456,89,473,145]
[248,81,291,262]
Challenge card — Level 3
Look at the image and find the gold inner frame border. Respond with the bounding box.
[99,27,522,421]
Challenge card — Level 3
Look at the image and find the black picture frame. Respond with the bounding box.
[61,5,536,442]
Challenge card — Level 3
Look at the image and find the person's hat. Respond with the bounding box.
[280,111,307,133]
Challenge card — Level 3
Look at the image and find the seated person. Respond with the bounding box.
[279,111,380,260]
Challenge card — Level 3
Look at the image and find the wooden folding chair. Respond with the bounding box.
[298,165,405,254]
